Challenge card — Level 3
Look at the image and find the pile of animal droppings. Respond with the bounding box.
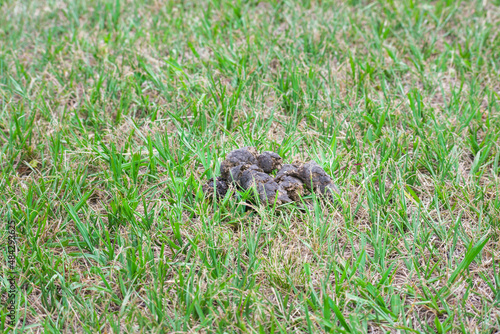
[203,147,340,206]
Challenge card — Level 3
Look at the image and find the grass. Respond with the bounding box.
[0,0,500,332]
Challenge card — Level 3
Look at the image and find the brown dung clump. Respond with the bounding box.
[203,147,340,206]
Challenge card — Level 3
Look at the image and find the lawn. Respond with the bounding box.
[1,0,500,332]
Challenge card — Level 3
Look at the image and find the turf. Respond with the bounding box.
[1,0,500,332]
